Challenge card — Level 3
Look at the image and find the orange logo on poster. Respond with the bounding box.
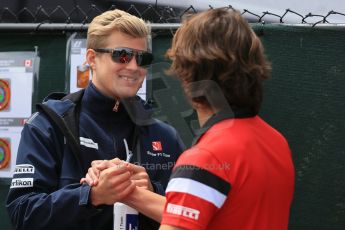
[0,138,11,169]
[0,79,10,111]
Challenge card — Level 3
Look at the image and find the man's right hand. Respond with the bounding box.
[81,158,154,192]
[80,158,123,186]
[88,161,135,206]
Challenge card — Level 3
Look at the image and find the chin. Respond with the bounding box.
[119,92,138,99]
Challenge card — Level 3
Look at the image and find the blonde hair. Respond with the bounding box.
[87,9,150,49]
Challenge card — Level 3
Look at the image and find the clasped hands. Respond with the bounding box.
[80,158,153,206]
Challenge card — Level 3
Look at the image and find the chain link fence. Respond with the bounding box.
[1,4,345,28]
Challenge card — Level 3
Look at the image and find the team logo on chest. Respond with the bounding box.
[146,140,170,158]
[151,141,162,151]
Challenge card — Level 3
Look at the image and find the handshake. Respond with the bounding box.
[80,158,153,206]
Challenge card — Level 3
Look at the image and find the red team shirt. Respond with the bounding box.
[161,115,295,230]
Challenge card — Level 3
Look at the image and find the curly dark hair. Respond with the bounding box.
[166,8,271,114]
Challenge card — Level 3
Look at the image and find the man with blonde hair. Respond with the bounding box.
[84,8,294,230]
[6,9,184,230]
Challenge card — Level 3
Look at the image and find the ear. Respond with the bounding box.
[191,100,202,110]
[86,49,96,70]
[192,100,214,113]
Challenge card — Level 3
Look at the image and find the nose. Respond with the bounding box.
[125,55,139,70]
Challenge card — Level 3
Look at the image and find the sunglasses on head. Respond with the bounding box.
[94,47,154,67]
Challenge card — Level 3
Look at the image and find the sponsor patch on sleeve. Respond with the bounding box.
[14,164,35,174]
[166,203,200,220]
[10,178,33,188]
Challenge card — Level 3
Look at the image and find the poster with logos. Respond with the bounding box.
[0,52,39,178]
[67,33,147,99]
